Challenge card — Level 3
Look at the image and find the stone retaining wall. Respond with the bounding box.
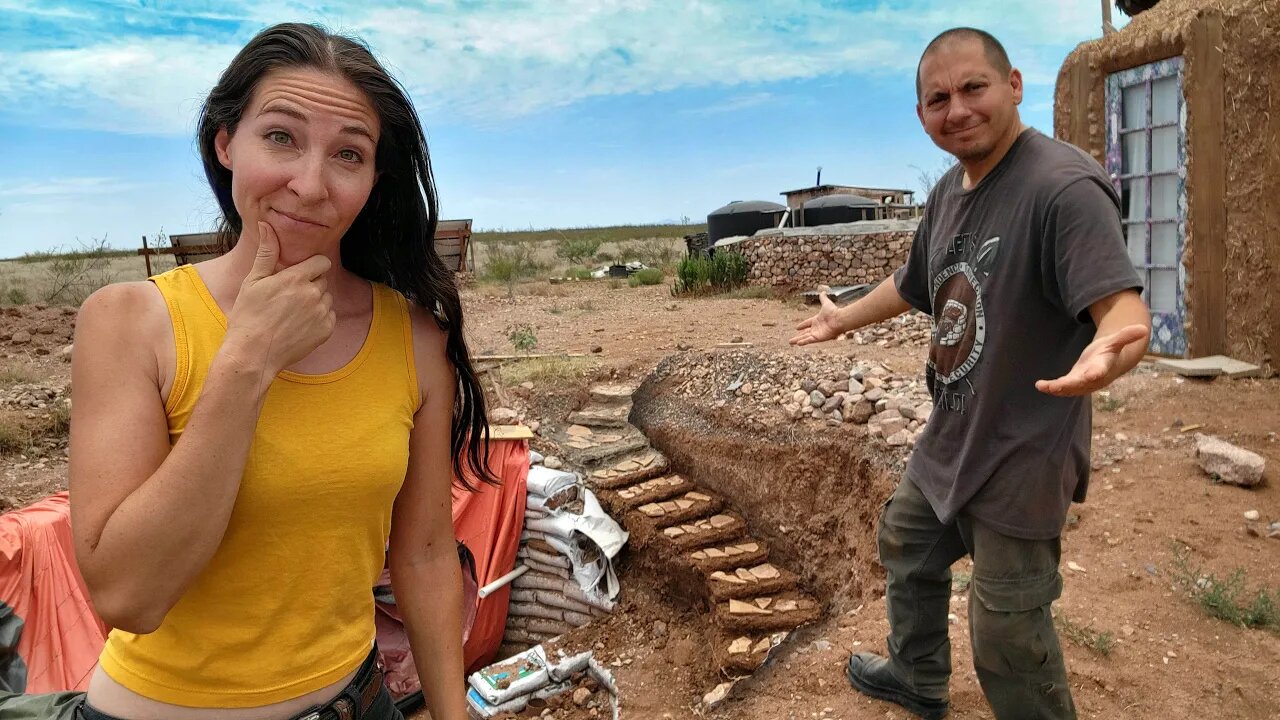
[736,219,918,289]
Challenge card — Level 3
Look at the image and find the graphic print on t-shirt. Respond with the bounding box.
[927,233,1001,414]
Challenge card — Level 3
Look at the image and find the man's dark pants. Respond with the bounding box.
[877,477,1076,719]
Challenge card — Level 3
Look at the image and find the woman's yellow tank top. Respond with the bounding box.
[98,265,419,707]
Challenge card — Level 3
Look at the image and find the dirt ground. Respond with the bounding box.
[4,276,1279,719]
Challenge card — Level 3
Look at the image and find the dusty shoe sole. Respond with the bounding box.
[845,653,949,720]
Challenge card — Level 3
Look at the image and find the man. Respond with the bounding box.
[791,28,1151,720]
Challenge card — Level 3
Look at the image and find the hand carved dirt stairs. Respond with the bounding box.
[554,383,821,676]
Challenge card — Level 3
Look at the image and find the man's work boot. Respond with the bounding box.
[846,652,949,720]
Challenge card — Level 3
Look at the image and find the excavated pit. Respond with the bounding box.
[625,369,897,618]
[533,355,906,702]
[530,356,909,705]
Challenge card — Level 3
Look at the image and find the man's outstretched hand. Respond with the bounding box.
[1035,324,1150,397]
[790,288,844,346]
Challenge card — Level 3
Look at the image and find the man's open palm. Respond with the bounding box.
[790,290,843,346]
[1036,324,1149,397]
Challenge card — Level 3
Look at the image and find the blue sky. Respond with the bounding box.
[0,0,1124,257]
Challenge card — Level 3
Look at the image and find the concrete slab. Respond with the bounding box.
[1154,355,1264,379]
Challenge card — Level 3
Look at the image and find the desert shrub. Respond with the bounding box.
[555,236,603,266]
[672,250,749,296]
[628,268,664,287]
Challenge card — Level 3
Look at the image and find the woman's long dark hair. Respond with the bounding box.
[197,22,494,489]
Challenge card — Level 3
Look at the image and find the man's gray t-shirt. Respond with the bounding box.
[894,128,1142,540]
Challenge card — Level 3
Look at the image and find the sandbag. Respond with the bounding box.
[506,602,565,623]
[562,610,594,628]
[467,645,548,705]
[517,546,571,569]
[521,558,572,581]
[525,466,578,499]
[532,590,594,617]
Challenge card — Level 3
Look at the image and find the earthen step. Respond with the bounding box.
[558,428,652,468]
[706,563,800,601]
[687,540,770,573]
[597,474,692,513]
[586,448,669,488]
[589,384,636,407]
[714,630,790,674]
[630,490,725,528]
[658,512,748,551]
[714,592,822,633]
[567,403,632,429]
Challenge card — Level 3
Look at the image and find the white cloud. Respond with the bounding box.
[0,0,1108,135]
[0,1,94,20]
[0,36,237,135]
[680,92,776,116]
[0,176,143,198]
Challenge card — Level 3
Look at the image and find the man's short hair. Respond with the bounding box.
[915,27,1012,100]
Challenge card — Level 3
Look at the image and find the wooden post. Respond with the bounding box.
[141,234,152,276]
[1101,0,1115,35]
[1185,14,1227,357]
[1269,65,1280,369]
[1064,58,1094,156]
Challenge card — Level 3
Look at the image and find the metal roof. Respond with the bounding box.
[708,200,787,215]
[802,193,879,208]
[780,184,915,196]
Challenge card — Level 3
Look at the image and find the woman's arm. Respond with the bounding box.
[71,229,335,633]
[389,306,468,720]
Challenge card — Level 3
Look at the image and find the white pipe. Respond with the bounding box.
[478,564,529,598]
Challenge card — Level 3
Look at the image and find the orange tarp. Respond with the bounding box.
[452,439,528,671]
[0,492,108,693]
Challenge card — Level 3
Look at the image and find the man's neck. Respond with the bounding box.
[960,121,1028,190]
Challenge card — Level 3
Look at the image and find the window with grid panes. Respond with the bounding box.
[1116,73,1183,314]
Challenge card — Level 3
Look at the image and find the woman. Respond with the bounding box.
[68,23,490,720]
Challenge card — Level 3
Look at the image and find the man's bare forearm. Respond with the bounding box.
[832,277,914,334]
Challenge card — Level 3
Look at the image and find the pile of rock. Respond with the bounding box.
[0,305,76,357]
[847,311,932,348]
[1,382,65,411]
[780,364,933,447]
[651,349,933,447]
[738,221,917,290]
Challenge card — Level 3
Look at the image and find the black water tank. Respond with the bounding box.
[707,200,787,244]
[801,194,879,226]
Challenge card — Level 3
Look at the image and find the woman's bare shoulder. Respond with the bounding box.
[75,281,170,357]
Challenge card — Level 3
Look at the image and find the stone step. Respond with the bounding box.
[714,592,822,633]
[554,424,652,467]
[589,384,636,407]
[706,563,800,601]
[585,449,669,489]
[687,540,770,574]
[713,629,791,674]
[658,512,748,551]
[630,490,725,528]
[567,403,632,429]
[597,474,692,513]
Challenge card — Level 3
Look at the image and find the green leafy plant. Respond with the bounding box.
[506,323,538,353]
[1171,543,1280,631]
[628,267,664,287]
[672,250,750,296]
[1055,613,1115,656]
